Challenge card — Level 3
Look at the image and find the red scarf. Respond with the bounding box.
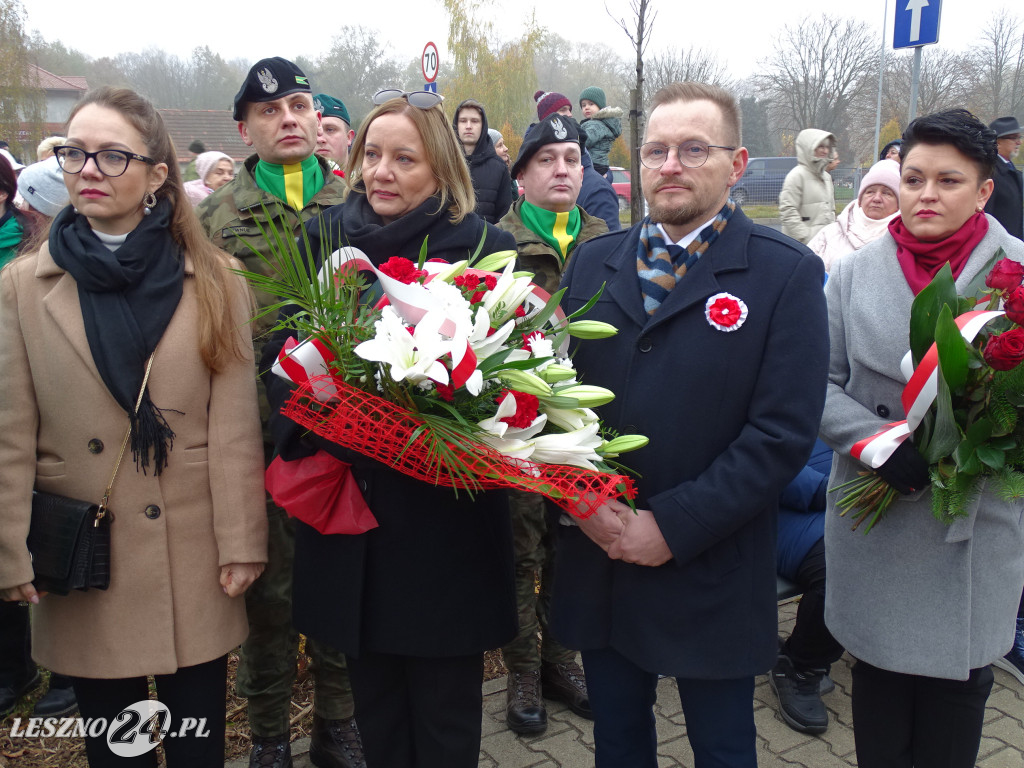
[889,212,989,295]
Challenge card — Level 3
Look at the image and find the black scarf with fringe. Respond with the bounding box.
[49,198,183,474]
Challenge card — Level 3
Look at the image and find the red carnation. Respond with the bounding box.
[986,258,1024,292]
[498,390,539,429]
[379,257,426,284]
[984,328,1024,371]
[434,383,455,402]
[484,275,498,290]
[1005,285,1024,326]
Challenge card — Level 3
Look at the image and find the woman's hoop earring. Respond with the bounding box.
[143,192,158,215]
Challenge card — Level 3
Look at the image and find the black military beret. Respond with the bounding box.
[511,113,583,178]
[233,57,311,121]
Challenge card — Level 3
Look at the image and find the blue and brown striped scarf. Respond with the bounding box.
[636,200,735,315]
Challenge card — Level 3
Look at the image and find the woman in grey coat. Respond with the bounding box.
[821,109,1024,768]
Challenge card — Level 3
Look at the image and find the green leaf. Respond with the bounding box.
[965,417,993,446]
[909,263,958,367]
[975,445,1006,470]
[922,371,962,463]
[958,247,1006,303]
[934,305,970,393]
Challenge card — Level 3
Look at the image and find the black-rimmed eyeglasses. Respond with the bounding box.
[639,141,736,170]
[372,89,444,110]
[54,146,157,177]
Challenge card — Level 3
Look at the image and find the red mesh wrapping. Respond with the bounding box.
[281,375,637,518]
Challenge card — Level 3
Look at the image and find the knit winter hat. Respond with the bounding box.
[16,157,69,217]
[536,91,572,121]
[579,86,607,110]
[488,128,503,144]
[195,151,234,186]
[858,159,901,202]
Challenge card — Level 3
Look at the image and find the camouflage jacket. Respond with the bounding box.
[195,153,346,330]
[496,197,609,293]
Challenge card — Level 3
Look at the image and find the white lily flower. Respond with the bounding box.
[529,422,604,470]
[481,261,536,325]
[354,307,451,386]
[424,279,475,337]
[478,393,548,440]
[466,307,517,360]
[540,406,595,433]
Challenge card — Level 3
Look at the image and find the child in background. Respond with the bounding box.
[578,87,622,177]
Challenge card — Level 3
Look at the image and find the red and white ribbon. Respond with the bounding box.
[273,335,338,401]
[851,309,1004,468]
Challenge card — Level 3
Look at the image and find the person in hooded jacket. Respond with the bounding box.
[578,86,623,177]
[452,98,513,224]
[779,128,837,244]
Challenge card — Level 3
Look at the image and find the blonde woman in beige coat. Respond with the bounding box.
[0,87,267,768]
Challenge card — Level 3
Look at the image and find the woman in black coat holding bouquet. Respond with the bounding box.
[262,90,517,768]
[821,109,1024,767]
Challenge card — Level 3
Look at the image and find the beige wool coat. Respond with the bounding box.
[0,243,267,678]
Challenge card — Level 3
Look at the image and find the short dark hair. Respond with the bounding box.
[900,109,997,181]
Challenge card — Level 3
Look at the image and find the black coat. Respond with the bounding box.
[550,209,829,678]
[452,100,514,224]
[985,158,1023,240]
[265,194,518,658]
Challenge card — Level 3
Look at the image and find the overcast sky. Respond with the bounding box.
[26,0,1007,81]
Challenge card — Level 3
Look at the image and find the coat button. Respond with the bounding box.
[144,505,161,520]
[876,404,890,418]
[637,337,653,353]
[87,438,104,454]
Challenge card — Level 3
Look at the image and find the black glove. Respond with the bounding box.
[875,441,930,494]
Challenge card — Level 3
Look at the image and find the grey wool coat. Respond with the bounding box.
[821,215,1024,680]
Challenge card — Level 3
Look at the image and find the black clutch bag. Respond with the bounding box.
[25,354,154,597]
[27,491,111,596]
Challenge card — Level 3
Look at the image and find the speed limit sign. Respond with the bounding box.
[421,42,439,83]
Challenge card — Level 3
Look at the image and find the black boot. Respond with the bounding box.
[32,682,78,717]
[249,734,292,768]
[0,670,41,718]
[541,660,592,719]
[310,715,366,768]
[769,653,829,734]
[506,669,547,734]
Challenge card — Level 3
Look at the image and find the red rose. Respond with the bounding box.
[378,257,426,284]
[984,328,1024,371]
[1005,286,1024,325]
[986,258,1024,292]
[498,390,539,428]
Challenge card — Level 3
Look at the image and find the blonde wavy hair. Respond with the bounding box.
[345,97,476,224]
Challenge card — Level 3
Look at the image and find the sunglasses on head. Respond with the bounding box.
[372,89,444,109]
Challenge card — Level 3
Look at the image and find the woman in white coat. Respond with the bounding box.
[821,109,1024,768]
[808,159,901,271]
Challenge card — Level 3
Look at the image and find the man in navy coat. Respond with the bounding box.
[550,82,829,767]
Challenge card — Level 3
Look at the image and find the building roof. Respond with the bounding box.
[158,109,252,163]
[31,64,88,92]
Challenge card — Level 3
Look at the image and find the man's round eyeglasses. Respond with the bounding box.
[639,141,736,170]
[54,146,157,177]
[372,89,444,110]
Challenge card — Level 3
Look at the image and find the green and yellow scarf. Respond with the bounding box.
[519,200,582,266]
[254,155,325,211]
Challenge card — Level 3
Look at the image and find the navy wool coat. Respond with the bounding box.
[550,208,829,679]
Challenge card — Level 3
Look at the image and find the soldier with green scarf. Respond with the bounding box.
[195,57,361,768]
[496,113,607,735]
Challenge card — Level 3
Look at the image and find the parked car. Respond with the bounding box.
[516,166,632,212]
[607,167,631,212]
[731,156,798,206]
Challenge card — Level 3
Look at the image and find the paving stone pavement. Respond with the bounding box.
[229,599,1024,767]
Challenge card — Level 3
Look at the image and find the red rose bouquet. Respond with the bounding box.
[836,250,1024,532]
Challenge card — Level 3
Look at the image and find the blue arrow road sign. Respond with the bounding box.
[894,0,941,49]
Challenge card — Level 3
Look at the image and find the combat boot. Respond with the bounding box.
[309,715,366,768]
[506,669,547,734]
[249,734,292,768]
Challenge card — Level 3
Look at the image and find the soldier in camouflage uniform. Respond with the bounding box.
[496,113,607,735]
[195,58,361,768]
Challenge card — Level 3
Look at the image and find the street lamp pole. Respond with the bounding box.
[873,0,889,161]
